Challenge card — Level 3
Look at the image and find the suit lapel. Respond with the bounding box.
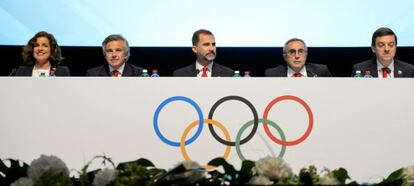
[122,64,132,76]
[305,64,316,77]
[368,59,378,77]
[102,65,111,76]
[24,66,34,76]
[187,63,197,76]
[282,64,288,77]
[393,60,403,77]
[212,63,222,77]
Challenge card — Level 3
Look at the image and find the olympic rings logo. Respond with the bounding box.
[153,95,313,168]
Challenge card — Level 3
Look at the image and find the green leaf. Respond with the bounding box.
[299,171,314,185]
[33,170,73,186]
[332,167,350,184]
[207,157,236,175]
[240,160,255,172]
[116,158,155,170]
[383,168,404,184]
[0,158,29,185]
[237,160,255,184]
[298,165,319,184]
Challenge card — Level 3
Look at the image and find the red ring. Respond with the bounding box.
[263,95,313,146]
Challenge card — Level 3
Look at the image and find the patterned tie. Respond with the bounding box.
[201,66,208,77]
[294,72,303,77]
[382,67,390,78]
[113,69,119,77]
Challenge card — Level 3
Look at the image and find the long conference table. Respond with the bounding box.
[1,77,413,183]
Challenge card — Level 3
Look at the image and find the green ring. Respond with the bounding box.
[235,118,286,161]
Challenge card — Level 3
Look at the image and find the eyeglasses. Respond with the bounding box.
[284,49,307,56]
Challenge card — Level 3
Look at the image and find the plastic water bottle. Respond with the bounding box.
[353,70,363,78]
[233,70,241,77]
[243,71,251,77]
[150,69,160,77]
[363,70,373,78]
[141,69,149,77]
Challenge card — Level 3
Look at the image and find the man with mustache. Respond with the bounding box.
[352,27,414,78]
[173,29,234,77]
[86,34,144,77]
[265,38,331,77]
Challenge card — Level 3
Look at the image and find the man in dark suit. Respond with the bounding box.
[173,29,234,77]
[86,34,144,77]
[351,27,414,78]
[265,38,331,77]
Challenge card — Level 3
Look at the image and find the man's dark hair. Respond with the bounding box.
[371,27,397,46]
[192,29,214,46]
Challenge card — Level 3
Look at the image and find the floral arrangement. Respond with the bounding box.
[1,154,413,185]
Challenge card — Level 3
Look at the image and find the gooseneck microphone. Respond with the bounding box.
[308,70,318,77]
[9,68,17,76]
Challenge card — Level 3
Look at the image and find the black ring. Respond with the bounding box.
[208,95,259,146]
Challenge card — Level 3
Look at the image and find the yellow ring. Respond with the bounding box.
[180,119,231,170]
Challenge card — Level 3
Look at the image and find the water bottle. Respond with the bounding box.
[363,70,373,78]
[353,70,363,78]
[233,70,241,77]
[243,71,251,77]
[150,69,160,77]
[141,69,149,77]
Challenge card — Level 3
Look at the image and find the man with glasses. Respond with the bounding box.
[265,38,331,77]
[351,27,414,78]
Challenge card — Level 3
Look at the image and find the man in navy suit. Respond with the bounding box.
[265,38,331,77]
[86,34,144,77]
[173,29,234,77]
[351,27,414,78]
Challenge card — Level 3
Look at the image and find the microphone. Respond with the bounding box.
[308,70,318,77]
[195,69,200,76]
[9,68,17,76]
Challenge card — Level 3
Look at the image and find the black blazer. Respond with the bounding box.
[173,62,234,77]
[15,66,70,76]
[86,63,144,76]
[351,58,414,77]
[265,63,332,77]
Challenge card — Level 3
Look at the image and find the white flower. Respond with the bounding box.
[27,154,69,182]
[318,173,339,185]
[254,156,293,181]
[248,175,273,185]
[92,168,117,186]
[403,165,414,184]
[10,177,33,186]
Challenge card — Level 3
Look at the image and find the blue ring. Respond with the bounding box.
[153,96,204,147]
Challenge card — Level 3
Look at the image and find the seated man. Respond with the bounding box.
[265,38,331,77]
[173,29,234,77]
[352,27,414,78]
[87,34,144,77]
